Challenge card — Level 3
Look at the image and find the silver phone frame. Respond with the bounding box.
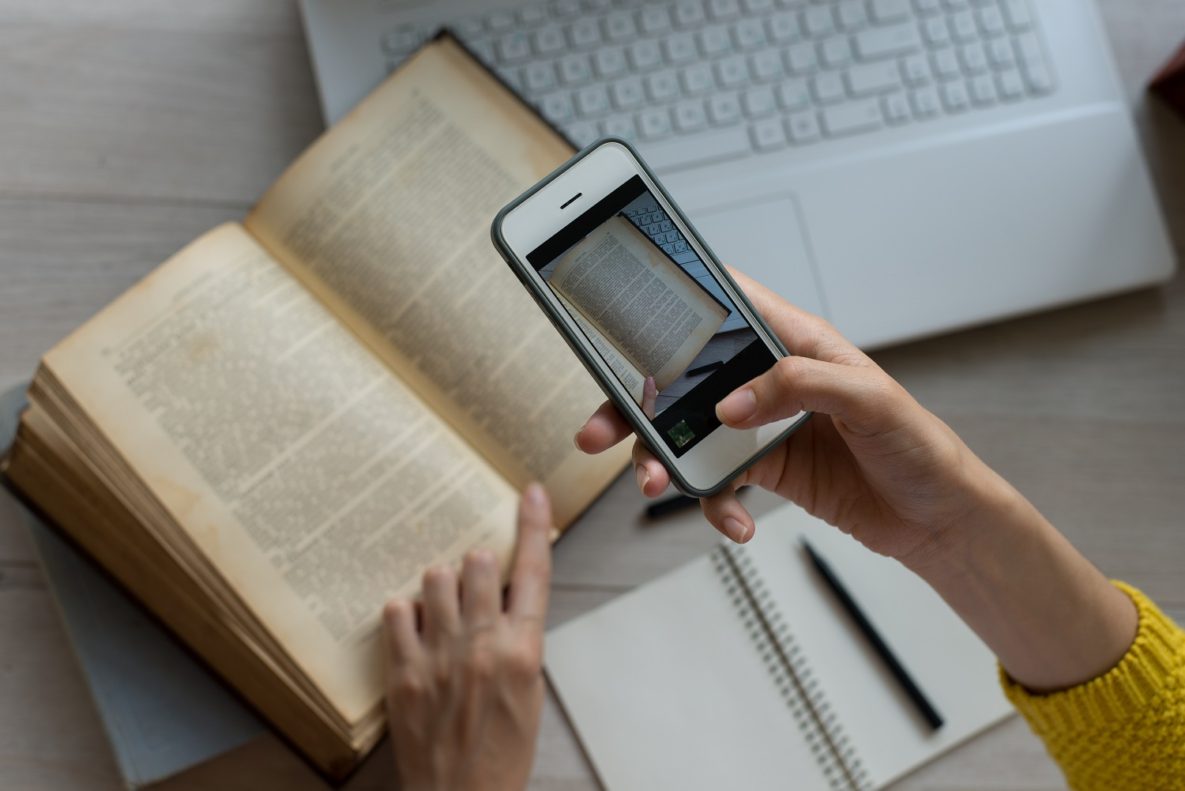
[492,138,809,497]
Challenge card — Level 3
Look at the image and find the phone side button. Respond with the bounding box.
[638,129,752,172]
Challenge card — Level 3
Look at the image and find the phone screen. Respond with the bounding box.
[527,175,778,457]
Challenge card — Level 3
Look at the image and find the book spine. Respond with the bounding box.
[712,544,872,791]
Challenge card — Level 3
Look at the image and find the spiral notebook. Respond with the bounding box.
[545,505,1013,790]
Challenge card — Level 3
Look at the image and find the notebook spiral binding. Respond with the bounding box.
[712,544,873,791]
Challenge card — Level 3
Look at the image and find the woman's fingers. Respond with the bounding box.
[420,565,461,646]
[717,355,903,438]
[382,598,421,666]
[460,549,501,627]
[575,400,633,453]
[641,376,657,420]
[700,487,755,544]
[508,483,553,630]
[632,439,668,498]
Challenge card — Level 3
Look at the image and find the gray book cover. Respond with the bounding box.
[1,386,263,788]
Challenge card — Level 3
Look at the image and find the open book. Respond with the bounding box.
[1,34,628,779]
[548,215,728,403]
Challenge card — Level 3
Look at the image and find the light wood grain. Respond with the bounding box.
[0,0,1181,789]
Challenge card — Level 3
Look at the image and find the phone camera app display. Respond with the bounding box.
[527,176,776,456]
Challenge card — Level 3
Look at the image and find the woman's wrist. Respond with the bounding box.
[896,449,1138,692]
[896,447,1032,586]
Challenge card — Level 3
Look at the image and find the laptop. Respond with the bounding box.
[298,0,1176,348]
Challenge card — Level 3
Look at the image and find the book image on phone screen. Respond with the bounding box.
[527,174,772,457]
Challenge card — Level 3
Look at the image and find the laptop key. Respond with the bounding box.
[910,85,941,117]
[734,18,768,51]
[566,121,599,147]
[601,116,637,141]
[642,127,752,169]
[777,79,811,111]
[750,118,788,150]
[594,46,628,78]
[665,33,698,64]
[767,12,799,44]
[534,26,566,56]
[641,6,673,35]
[540,92,575,122]
[646,70,680,102]
[637,108,674,140]
[751,49,784,82]
[786,111,822,144]
[674,0,708,28]
[987,37,1016,68]
[708,90,743,124]
[847,61,901,95]
[717,55,750,88]
[940,81,971,112]
[629,40,663,71]
[969,74,997,105]
[1003,0,1033,30]
[812,73,846,104]
[854,23,922,60]
[803,7,835,37]
[611,77,646,109]
[785,42,818,75]
[524,62,556,92]
[1023,62,1054,95]
[882,91,912,124]
[996,68,1025,100]
[960,42,989,74]
[575,85,610,117]
[742,86,777,118]
[558,54,593,85]
[569,18,600,49]
[674,100,710,132]
[681,63,715,95]
[821,100,883,136]
[870,0,911,23]
[837,0,869,30]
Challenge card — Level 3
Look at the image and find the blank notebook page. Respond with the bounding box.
[546,553,834,790]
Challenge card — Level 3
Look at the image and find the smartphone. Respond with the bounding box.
[492,139,810,497]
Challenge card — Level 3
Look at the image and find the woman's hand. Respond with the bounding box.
[382,484,553,791]
[576,269,1011,568]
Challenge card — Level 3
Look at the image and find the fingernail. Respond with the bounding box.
[717,388,757,424]
[723,517,749,544]
[635,464,650,492]
[525,482,546,506]
[573,430,584,450]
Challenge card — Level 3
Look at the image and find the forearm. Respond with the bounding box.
[904,454,1137,693]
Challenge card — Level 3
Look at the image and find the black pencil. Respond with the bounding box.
[644,494,699,519]
[800,538,945,730]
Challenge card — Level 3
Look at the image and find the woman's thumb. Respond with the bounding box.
[716,355,896,437]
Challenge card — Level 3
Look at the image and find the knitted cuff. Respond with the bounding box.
[999,581,1185,736]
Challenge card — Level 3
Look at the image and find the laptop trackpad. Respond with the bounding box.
[692,195,827,320]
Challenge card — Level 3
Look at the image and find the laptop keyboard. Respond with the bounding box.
[380,0,1055,170]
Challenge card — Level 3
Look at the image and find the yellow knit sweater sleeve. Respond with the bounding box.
[999,581,1185,791]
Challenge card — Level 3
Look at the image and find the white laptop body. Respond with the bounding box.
[299,0,1176,349]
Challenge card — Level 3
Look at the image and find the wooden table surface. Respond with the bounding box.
[1,2,1182,789]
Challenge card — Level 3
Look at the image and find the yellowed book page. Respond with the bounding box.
[550,216,729,390]
[42,222,518,724]
[556,292,646,404]
[244,37,628,528]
